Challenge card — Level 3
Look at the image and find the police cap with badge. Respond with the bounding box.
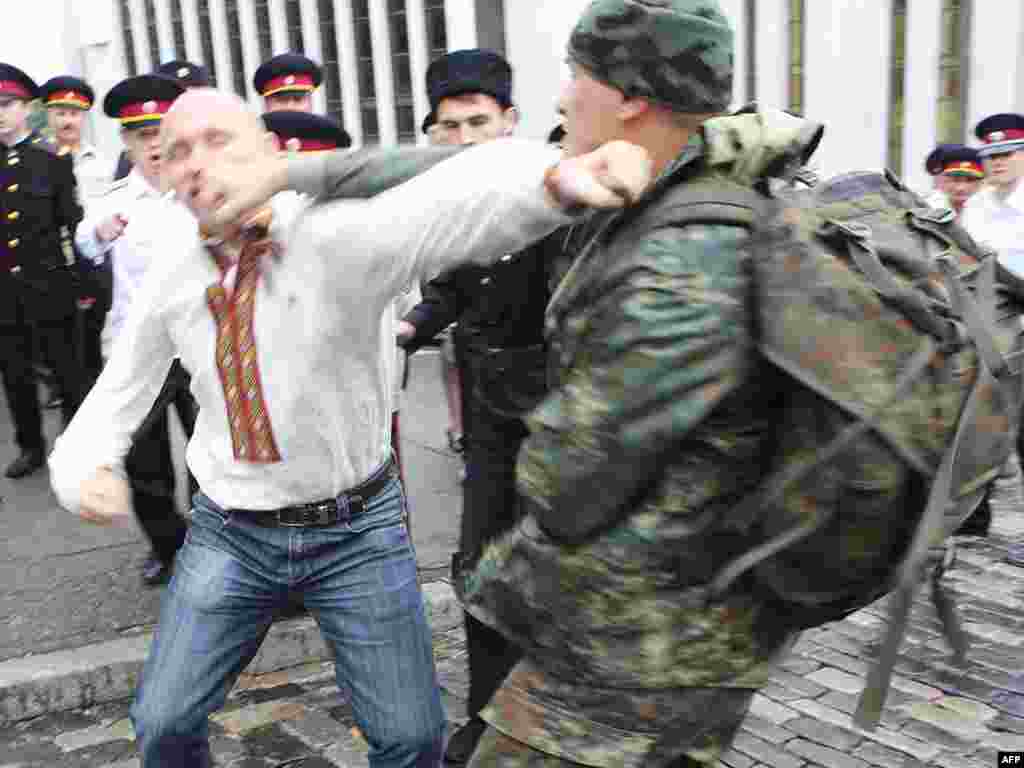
[157,60,211,89]
[262,110,351,152]
[975,113,1024,157]
[924,143,961,176]
[39,76,94,111]
[936,144,984,179]
[425,49,513,112]
[103,74,185,129]
[0,63,39,103]
[253,53,322,99]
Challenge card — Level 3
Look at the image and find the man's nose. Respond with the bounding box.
[458,126,476,146]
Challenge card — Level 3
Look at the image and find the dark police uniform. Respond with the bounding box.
[113,61,210,181]
[39,76,110,389]
[0,64,86,478]
[400,49,548,763]
[99,74,192,584]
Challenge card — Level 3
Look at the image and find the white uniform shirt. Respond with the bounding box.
[960,181,1024,276]
[50,139,570,513]
[72,143,114,206]
[75,169,196,359]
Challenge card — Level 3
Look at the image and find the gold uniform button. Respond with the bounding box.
[7,211,19,221]
[7,183,17,192]
[7,238,18,248]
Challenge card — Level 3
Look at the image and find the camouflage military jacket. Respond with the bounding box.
[459,111,820,766]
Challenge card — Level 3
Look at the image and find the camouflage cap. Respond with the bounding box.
[568,0,733,114]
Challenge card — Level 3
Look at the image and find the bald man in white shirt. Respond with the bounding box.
[49,89,651,768]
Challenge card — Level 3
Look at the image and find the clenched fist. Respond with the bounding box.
[95,214,128,245]
[545,140,653,210]
[79,466,133,526]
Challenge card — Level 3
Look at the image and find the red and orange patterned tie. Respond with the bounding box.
[206,236,283,463]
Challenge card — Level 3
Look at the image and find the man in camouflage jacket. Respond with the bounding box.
[456,2,810,766]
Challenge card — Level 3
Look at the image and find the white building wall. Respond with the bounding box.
[504,0,591,140]
[753,0,789,111]
[968,0,1024,140]
[804,1,892,180]
[900,0,942,195]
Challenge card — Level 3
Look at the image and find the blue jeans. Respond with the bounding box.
[130,472,446,767]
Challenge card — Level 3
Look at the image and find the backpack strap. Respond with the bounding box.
[852,359,995,728]
[819,220,956,343]
[707,337,939,595]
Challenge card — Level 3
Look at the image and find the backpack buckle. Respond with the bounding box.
[821,219,872,241]
[912,207,956,226]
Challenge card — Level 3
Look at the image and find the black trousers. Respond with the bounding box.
[127,360,198,565]
[0,296,84,452]
[459,384,530,718]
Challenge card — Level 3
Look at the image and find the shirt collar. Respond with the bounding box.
[76,143,97,160]
[128,167,164,200]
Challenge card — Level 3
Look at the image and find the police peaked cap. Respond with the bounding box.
[103,74,185,128]
[262,110,352,151]
[253,53,323,97]
[157,60,212,88]
[39,76,95,109]
[0,63,39,101]
[975,113,1024,157]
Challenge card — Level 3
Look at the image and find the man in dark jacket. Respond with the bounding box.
[0,63,85,478]
[396,49,551,764]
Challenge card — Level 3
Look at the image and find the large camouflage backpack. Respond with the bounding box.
[677,109,1024,728]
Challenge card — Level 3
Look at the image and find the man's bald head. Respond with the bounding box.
[161,86,278,224]
[164,87,264,136]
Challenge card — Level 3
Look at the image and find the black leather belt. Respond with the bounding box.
[235,458,396,528]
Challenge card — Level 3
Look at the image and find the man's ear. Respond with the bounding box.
[502,106,519,136]
[618,96,650,123]
[262,130,280,155]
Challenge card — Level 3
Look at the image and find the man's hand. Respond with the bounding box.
[547,141,653,210]
[95,214,128,244]
[79,466,133,526]
[396,320,417,344]
[196,150,290,240]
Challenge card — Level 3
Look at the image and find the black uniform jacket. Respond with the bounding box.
[0,135,84,325]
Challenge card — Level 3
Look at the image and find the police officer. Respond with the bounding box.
[396,49,551,764]
[961,113,1024,565]
[78,73,192,585]
[113,60,211,181]
[253,53,322,113]
[0,63,85,478]
[39,76,112,390]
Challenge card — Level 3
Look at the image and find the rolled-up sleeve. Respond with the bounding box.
[305,139,573,308]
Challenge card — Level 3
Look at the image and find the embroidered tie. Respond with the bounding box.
[206,235,282,463]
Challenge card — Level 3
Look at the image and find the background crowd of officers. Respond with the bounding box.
[3,38,1024,766]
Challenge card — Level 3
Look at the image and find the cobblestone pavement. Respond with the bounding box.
[2,512,1022,767]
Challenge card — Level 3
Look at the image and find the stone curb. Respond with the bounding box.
[0,580,462,727]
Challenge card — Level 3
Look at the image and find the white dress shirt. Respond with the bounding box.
[75,169,196,358]
[50,139,571,514]
[960,181,1024,276]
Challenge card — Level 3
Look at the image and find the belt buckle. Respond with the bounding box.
[278,500,336,527]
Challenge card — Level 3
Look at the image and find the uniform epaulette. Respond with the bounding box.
[29,134,60,154]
